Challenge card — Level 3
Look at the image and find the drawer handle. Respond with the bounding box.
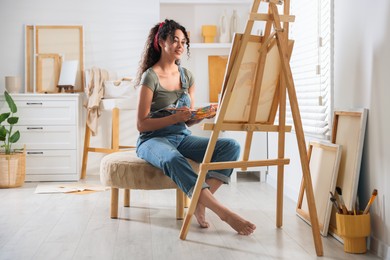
[27,127,44,130]
[27,152,44,155]
[26,102,43,105]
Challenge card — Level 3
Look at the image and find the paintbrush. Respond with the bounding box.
[363,189,378,214]
[335,186,349,214]
[329,192,342,214]
[355,196,360,215]
[330,197,342,214]
[333,189,348,214]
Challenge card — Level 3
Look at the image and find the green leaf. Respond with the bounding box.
[7,117,19,125]
[9,131,20,143]
[0,125,6,138]
[0,112,10,124]
[4,91,17,113]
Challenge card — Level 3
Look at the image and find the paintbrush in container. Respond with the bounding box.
[335,186,349,214]
[355,196,360,215]
[329,192,342,214]
[363,189,378,214]
[330,197,342,214]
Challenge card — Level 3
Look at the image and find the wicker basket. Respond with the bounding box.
[0,150,26,188]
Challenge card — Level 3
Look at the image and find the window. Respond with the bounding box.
[287,0,333,139]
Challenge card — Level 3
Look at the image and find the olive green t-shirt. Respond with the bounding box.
[140,66,194,113]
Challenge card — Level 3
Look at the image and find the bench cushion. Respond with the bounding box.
[100,150,199,190]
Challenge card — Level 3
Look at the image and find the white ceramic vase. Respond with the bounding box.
[219,10,230,43]
[5,76,21,93]
[230,9,239,42]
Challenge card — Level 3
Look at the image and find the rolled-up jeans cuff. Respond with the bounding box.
[188,182,210,198]
[206,171,230,184]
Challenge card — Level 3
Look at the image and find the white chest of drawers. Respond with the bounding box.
[0,93,83,181]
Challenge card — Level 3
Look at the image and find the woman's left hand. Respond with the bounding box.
[185,118,203,126]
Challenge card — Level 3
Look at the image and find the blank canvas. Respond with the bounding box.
[328,109,368,241]
[296,140,342,236]
[58,60,79,86]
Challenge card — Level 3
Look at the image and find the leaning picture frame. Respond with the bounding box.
[35,53,62,93]
[296,140,342,236]
[328,108,368,241]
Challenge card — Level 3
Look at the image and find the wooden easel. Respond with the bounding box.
[179,0,323,256]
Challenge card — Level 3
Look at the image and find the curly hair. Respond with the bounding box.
[135,19,190,86]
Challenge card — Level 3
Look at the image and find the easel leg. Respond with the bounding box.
[270,3,323,256]
[180,129,220,240]
[276,165,285,227]
[283,61,323,256]
[241,131,254,171]
[179,169,208,239]
[277,71,287,228]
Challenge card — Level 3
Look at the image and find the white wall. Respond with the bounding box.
[334,1,390,257]
[0,0,159,174]
[0,0,159,86]
[267,1,390,258]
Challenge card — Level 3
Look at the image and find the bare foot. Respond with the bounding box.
[223,212,256,235]
[194,203,210,228]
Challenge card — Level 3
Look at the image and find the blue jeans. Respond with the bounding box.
[136,134,240,197]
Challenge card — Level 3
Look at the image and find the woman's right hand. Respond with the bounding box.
[173,107,193,123]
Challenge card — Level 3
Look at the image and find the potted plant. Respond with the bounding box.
[0,91,25,188]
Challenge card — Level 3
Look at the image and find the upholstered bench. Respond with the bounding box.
[100,150,199,219]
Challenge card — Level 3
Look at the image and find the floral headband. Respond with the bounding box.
[153,22,165,52]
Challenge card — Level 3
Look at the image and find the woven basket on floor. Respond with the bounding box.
[0,150,26,188]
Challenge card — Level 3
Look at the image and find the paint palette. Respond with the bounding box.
[191,104,218,120]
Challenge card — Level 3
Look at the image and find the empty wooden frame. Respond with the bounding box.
[36,54,62,93]
[296,140,342,236]
[328,109,368,241]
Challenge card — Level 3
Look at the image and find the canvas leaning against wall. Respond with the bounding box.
[296,140,342,236]
[328,109,368,242]
[25,25,84,93]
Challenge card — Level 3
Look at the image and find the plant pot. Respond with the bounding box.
[0,150,26,188]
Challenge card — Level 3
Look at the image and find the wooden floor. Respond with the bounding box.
[0,175,380,260]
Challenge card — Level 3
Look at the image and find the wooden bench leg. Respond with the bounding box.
[176,189,185,220]
[185,195,190,208]
[111,187,119,219]
[124,189,130,207]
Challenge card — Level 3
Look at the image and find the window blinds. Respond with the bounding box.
[286,0,333,139]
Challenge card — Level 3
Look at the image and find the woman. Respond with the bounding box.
[135,19,256,235]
